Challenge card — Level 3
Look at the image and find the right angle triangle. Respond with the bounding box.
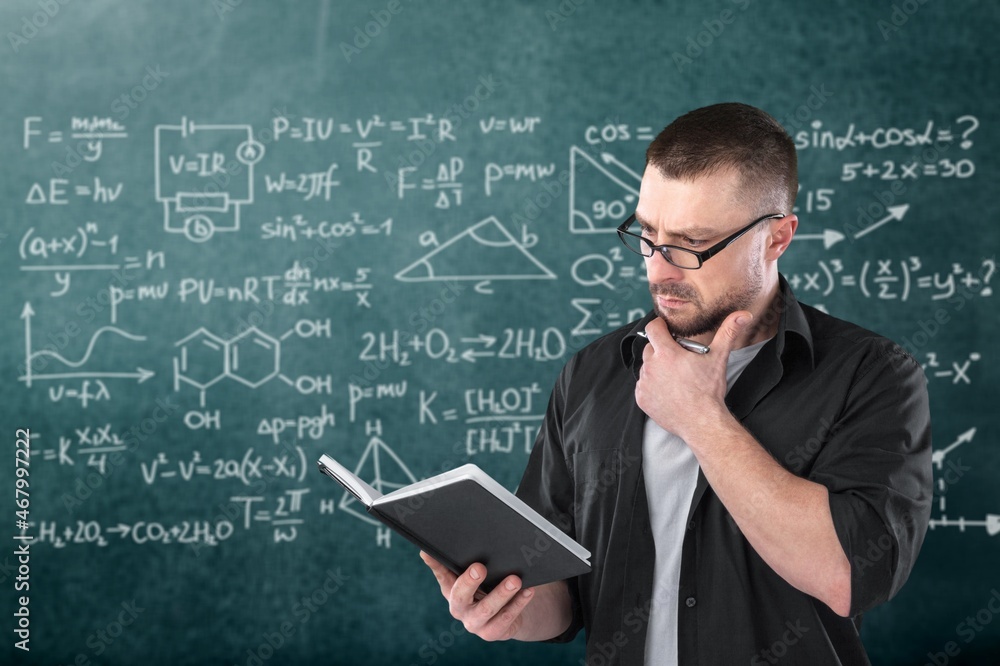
[568,146,641,234]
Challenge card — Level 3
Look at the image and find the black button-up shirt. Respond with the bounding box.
[516,276,932,665]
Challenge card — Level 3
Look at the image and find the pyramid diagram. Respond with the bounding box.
[568,146,640,234]
[395,216,556,282]
[338,436,418,526]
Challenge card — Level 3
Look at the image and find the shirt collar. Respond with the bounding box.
[775,273,815,369]
[619,274,815,370]
[619,311,659,373]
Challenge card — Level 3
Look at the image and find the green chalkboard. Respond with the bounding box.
[2,1,998,664]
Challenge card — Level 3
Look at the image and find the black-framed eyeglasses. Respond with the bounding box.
[616,212,785,270]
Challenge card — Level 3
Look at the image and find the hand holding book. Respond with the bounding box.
[419,551,576,643]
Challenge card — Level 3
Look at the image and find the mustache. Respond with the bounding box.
[649,283,699,301]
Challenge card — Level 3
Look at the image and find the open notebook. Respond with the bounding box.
[317,453,591,591]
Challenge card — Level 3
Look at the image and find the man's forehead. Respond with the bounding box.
[640,163,745,189]
[637,167,747,216]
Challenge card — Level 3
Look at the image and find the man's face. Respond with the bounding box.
[633,166,771,341]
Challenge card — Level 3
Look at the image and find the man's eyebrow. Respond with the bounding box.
[633,213,719,239]
[669,226,719,238]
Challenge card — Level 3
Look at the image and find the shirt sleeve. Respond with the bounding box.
[515,360,586,643]
[807,343,933,617]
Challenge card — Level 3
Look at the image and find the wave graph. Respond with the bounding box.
[20,302,154,387]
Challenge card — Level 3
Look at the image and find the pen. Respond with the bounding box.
[636,330,711,355]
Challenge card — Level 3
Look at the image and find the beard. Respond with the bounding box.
[649,261,764,338]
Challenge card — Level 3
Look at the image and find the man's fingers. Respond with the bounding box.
[420,551,458,597]
[471,576,522,622]
[448,562,489,612]
[421,555,535,642]
[463,575,529,638]
[478,584,536,641]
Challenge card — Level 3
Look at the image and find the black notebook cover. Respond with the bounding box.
[317,455,591,591]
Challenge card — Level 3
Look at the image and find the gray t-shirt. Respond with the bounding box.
[642,338,771,666]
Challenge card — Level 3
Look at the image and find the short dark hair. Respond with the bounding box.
[645,103,797,214]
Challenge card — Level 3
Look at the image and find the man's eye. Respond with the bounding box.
[684,237,706,247]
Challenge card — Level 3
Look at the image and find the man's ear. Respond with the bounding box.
[765,214,798,261]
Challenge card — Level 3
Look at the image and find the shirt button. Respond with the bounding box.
[687,520,695,530]
[685,596,697,608]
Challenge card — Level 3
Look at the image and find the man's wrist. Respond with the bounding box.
[680,400,737,452]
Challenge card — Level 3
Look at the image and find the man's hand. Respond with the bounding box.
[634,310,752,439]
[635,310,853,616]
[420,552,536,642]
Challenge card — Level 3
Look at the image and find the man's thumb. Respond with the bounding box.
[722,310,753,346]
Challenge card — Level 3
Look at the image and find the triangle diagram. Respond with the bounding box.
[338,436,418,526]
[568,146,640,234]
[395,216,556,282]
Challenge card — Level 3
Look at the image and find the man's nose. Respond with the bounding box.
[645,250,686,284]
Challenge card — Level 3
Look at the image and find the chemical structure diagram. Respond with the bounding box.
[172,319,332,406]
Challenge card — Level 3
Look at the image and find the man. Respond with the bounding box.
[421,103,932,665]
